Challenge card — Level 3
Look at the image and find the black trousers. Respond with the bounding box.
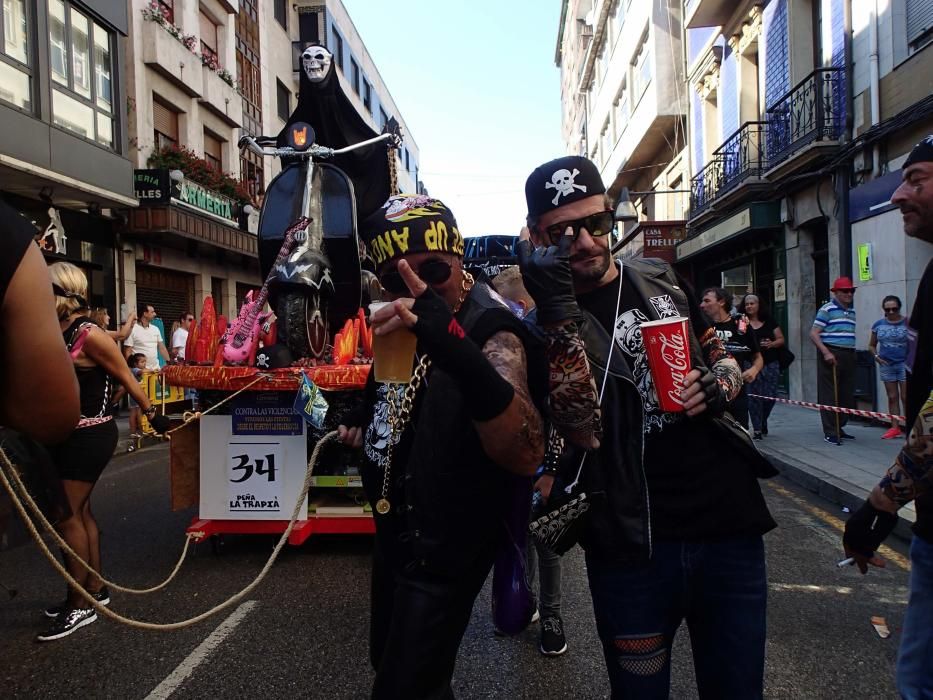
[817,347,856,436]
[369,530,497,700]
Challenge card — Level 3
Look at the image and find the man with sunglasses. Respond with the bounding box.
[517,156,776,698]
[337,194,548,699]
[809,276,858,445]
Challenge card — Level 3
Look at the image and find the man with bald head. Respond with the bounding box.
[844,136,933,698]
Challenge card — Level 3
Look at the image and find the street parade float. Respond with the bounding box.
[164,43,399,547]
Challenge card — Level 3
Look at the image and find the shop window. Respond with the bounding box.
[48,0,116,149]
[276,78,290,122]
[274,0,287,30]
[204,129,223,171]
[199,9,218,63]
[721,264,753,308]
[153,97,178,151]
[0,0,31,111]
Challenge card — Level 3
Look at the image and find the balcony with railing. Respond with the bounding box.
[764,67,845,179]
[689,121,769,221]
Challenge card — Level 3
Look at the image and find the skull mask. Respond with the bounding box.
[301,45,333,83]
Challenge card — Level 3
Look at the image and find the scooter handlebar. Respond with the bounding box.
[236,132,396,159]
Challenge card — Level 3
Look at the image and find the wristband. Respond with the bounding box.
[843,500,898,557]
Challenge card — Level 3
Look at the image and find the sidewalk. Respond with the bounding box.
[756,402,915,538]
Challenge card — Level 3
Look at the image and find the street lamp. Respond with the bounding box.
[614,187,692,222]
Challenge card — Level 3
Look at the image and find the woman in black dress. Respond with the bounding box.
[39,262,163,642]
[742,294,786,440]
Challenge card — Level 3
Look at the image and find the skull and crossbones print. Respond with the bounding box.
[545,168,587,206]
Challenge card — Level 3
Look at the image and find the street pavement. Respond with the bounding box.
[0,434,913,699]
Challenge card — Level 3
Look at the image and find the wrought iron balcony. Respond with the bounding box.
[765,67,845,169]
[716,121,769,194]
[690,158,723,216]
[689,121,768,217]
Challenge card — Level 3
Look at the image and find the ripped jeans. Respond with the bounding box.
[585,536,767,699]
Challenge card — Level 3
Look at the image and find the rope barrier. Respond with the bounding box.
[0,429,338,631]
[748,394,905,424]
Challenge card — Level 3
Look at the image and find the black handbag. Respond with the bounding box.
[527,429,590,555]
[778,345,796,370]
[528,478,589,555]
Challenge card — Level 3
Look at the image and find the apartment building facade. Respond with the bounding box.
[556,0,689,264]
[0,0,135,317]
[680,0,933,404]
[681,0,850,400]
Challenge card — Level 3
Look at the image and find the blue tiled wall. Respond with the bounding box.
[720,43,738,139]
[763,0,789,107]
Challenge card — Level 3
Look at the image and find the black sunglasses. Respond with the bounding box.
[542,210,615,245]
[379,259,452,295]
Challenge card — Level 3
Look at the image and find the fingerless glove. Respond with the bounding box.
[411,288,515,421]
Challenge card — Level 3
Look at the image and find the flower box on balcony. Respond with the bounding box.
[199,66,242,127]
[141,19,203,97]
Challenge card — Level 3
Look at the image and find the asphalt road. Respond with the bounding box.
[0,443,911,699]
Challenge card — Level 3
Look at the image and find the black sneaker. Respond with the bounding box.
[824,435,842,446]
[36,607,97,642]
[45,587,110,618]
[753,431,763,440]
[540,615,568,656]
[840,431,856,440]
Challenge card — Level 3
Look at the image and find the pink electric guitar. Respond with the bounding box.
[221,217,309,365]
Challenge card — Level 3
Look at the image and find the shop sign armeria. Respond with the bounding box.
[177,178,238,223]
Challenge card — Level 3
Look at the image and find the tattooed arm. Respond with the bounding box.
[542,323,602,449]
[870,390,933,512]
[695,326,743,402]
[475,330,546,475]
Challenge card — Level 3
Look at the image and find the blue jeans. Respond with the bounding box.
[897,534,933,699]
[586,536,767,699]
[527,538,563,619]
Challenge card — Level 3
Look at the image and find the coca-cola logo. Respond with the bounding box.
[649,328,689,408]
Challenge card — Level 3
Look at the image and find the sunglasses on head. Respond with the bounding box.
[542,210,615,245]
[379,258,453,295]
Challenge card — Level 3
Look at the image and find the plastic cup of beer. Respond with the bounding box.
[640,317,692,413]
[369,302,418,384]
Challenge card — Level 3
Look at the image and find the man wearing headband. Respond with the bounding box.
[337,194,547,698]
[844,136,933,698]
[517,156,776,698]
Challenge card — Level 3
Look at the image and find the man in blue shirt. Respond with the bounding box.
[809,277,857,444]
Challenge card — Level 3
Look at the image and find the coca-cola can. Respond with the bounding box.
[640,317,692,413]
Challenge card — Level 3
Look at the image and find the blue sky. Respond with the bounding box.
[341,0,565,237]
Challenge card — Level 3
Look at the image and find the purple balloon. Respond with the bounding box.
[491,474,536,636]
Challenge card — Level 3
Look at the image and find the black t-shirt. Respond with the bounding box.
[0,200,35,307]
[750,317,780,365]
[578,269,776,541]
[907,258,933,541]
[713,315,760,368]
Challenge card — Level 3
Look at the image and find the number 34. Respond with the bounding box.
[230,453,277,483]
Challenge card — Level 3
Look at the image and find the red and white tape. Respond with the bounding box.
[747,394,905,424]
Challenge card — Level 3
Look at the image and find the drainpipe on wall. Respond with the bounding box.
[838,0,854,279]
[869,0,881,177]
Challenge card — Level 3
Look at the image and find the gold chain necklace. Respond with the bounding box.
[374,271,474,515]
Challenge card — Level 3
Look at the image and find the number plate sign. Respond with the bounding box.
[199,413,307,521]
[228,442,283,513]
